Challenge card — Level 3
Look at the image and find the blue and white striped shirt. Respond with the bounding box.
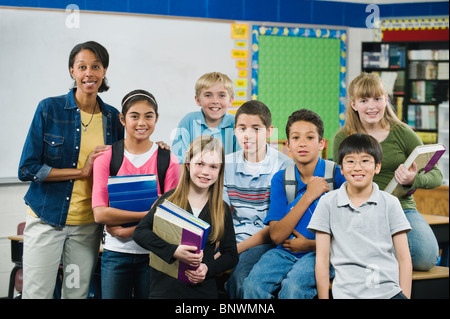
[223,145,292,242]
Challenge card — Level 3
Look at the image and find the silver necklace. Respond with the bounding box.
[81,102,97,131]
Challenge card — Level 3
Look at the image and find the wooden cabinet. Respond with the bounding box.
[414,185,449,216]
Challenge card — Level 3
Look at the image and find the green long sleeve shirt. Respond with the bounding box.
[333,124,443,210]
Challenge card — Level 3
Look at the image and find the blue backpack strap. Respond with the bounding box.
[283,163,297,205]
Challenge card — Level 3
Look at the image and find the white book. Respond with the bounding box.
[384,144,446,197]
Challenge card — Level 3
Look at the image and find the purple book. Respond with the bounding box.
[150,201,210,284]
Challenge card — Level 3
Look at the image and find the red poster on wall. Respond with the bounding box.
[383,29,449,42]
[381,18,449,42]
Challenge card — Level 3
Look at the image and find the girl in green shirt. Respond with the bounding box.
[333,72,442,271]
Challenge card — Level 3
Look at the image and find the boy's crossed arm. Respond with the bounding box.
[269,176,329,246]
[237,227,271,254]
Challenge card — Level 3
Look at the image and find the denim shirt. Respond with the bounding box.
[18,89,124,227]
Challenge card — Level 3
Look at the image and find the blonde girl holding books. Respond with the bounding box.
[133,135,239,299]
[92,89,180,298]
[332,72,442,271]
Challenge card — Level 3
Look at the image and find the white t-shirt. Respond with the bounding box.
[103,143,158,254]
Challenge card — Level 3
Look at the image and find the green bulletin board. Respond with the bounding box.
[251,26,347,156]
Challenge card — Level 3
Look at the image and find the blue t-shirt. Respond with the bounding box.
[264,158,346,257]
[171,110,240,163]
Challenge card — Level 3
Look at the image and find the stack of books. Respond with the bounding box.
[409,61,438,80]
[407,104,436,130]
[150,200,210,284]
[410,81,435,103]
[107,174,158,227]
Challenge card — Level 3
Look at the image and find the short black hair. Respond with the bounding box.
[338,133,382,165]
[68,41,110,92]
[235,100,272,128]
[285,109,324,141]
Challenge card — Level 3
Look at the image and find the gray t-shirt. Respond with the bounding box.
[308,182,411,299]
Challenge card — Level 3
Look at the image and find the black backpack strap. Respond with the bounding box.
[157,147,171,194]
[110,141,171,192]
[109,139,125,177]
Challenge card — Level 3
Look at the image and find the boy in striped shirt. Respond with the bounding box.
[223,100,292,298]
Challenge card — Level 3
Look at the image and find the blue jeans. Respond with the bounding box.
[225,243,274,299]
[242,249,334,299]
[101,249,150,299]
[404,209,439,271]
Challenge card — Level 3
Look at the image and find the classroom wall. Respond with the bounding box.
[0,0,448,27]
[0,1,447,298]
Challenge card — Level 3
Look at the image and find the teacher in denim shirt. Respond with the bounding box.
[18,41,123,299]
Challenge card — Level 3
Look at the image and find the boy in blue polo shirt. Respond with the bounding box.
[171,72,240,163]
[242,109,345,299]
[223,100,292,299]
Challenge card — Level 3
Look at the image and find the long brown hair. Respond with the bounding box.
[340,72,405,136]
[167,135,226,243]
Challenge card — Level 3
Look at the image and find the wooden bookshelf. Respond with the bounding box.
[362,41,449,144]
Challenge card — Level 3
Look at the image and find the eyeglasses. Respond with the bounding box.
[342,159,375,169]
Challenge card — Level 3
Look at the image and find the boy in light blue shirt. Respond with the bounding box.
[223,100,292,299]
[171,72,240,163]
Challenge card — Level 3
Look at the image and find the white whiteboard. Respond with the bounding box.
[0,8,238,180]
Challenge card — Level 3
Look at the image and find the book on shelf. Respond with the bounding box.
[380,44,389,68]
[363,51,381,68]
[393,70,405,94]
[437,62,449,80]
[389,44,406,68]
[410,81,435,103]
[416,131,438,144]
[379,71,398,96]
[384,144,446,197]
[150,200,210,284]
[406,104,436,130]
[395,96,404,121]
[409,61,438,80]
[408,49,449,61]
[107,174,158,227]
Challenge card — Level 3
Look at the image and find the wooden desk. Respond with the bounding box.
[422,214,450,225]
[411,266,449,299]
[414,185,449,217]
[412,266,449,280]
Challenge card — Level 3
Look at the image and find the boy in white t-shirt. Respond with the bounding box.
[308,133,412,299]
